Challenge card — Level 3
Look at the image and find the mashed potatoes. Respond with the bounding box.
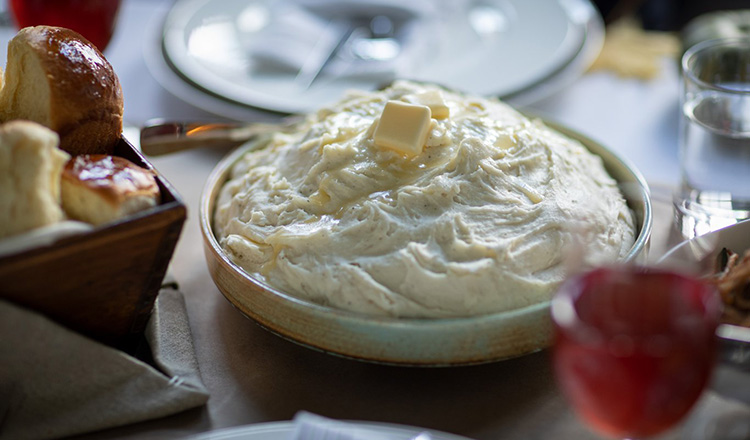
[213,81,636,318]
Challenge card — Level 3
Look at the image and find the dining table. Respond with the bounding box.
[5,0,748,439]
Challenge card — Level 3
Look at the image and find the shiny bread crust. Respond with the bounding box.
[0,26,123,155]
[61,154,160,225]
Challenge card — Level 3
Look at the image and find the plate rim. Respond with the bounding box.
[143,10,280,122]
[186,419,475,440]
[656,219,750,343]
[656,219,750,404]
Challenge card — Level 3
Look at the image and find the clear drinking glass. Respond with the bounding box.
[675,38,750,239]
[552,266,721,439]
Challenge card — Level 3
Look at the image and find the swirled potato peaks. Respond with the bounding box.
[214,81,635,318]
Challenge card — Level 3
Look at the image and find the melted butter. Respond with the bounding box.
[259,244,283,277]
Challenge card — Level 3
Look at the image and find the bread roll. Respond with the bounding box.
[61,154,160,225]
[0,120,69,239]
[0,26,123,155]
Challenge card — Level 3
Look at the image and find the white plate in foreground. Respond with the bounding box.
[187,421,473,440]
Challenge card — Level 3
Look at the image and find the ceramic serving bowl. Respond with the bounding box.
[200,120,652,366]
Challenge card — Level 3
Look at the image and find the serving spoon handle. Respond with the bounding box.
[139,119,294,156]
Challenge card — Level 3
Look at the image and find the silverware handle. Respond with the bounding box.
[139,121,281,156]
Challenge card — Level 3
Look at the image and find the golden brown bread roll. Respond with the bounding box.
[0,120,69,239]
[0,26,123,155]
[61,154,160,225]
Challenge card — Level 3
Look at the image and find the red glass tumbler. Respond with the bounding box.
[552,266,721,439]
[10,0,122,51]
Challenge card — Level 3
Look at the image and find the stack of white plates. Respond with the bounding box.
[146,0,603,119]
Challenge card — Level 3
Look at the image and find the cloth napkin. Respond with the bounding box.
[0,282,209,440]
[243,0,439,85]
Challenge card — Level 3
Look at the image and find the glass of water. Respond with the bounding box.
[675,38,750,239]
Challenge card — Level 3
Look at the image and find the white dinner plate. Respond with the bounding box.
[187,421,473,440]
[657,220,750,404]
[160,0,602,114]
[658,219,750,271]
[144,12,279,122]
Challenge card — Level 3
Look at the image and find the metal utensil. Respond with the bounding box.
[139,118,299,156]
[295,14,401,90]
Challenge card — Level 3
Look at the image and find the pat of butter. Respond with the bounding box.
[494,133,515,150]
[373,101,432,156]
[405,90,449,119]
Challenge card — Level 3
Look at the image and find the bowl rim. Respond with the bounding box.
[199,119,653,363]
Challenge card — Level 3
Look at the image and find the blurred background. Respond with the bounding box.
[594,0,748,30]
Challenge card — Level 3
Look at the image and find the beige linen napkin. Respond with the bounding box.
[588,17,680,80]
[0,284,209,440]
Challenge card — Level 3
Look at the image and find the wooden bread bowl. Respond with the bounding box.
[0,136,186,347]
